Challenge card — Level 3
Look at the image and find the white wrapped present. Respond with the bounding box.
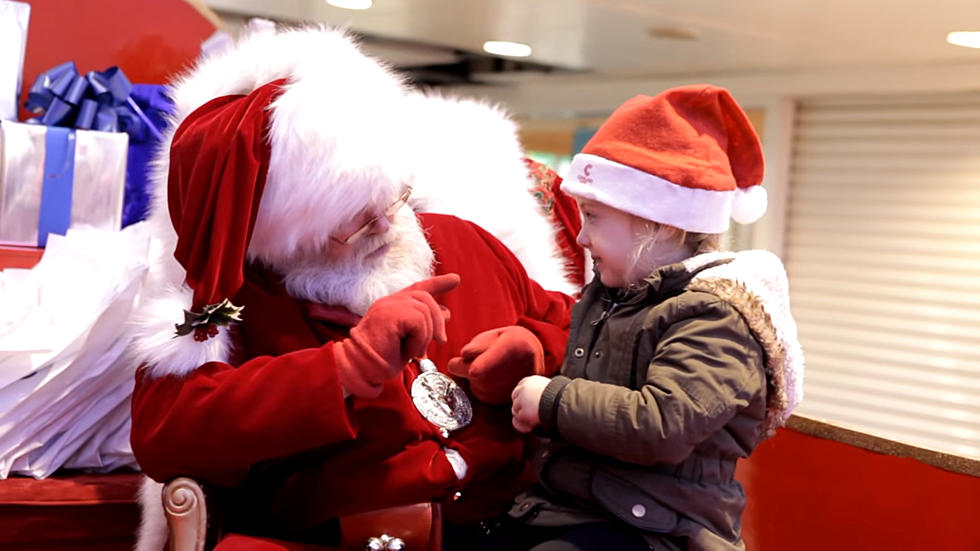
[0,120,128,247]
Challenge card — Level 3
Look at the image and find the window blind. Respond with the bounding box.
[786,94,980,458]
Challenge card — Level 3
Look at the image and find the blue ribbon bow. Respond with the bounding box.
[24,61,163,142]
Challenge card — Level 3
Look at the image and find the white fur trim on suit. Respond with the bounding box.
[128,283,234,379]
[561,153,735,234]
[403,92,579,295]
[135,478,166,551]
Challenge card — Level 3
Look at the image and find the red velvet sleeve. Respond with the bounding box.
[415,213,575,521]
[516,288,576,376]
[130,344,356,487]
[454,216,575,376]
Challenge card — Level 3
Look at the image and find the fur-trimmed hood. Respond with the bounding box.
[683,250,804,432]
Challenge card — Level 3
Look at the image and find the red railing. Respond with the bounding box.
[737,415,980,550]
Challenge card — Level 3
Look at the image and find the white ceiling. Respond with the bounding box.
[205,0,980,74]
[203,0,980,114]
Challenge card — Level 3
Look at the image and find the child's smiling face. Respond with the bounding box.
[575,198,694,288]
[575,199,639,288]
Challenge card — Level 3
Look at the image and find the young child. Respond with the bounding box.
[501,85,805,550]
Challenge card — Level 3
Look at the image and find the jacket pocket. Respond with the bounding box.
[591,469,678,533]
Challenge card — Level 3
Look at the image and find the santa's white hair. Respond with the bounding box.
[402,91,579,296]
[131,23,412,378]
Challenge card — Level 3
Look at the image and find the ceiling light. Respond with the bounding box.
[326,0,372,10]
[483,41,532,58]
[947,31,980,48]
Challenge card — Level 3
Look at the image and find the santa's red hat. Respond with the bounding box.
[560,84,766,233]
[169,80,285,316]
[131,25,410,376]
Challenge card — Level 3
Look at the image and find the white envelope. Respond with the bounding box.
[0,223,149,477]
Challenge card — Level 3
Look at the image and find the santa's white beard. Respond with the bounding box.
[281,212,435,314]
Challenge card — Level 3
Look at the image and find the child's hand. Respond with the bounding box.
[511,375,550,433]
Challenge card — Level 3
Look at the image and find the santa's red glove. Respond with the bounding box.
[447,325,545,405]
[335,274,460,398]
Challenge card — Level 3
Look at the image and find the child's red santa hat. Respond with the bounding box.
[560,84,766,233]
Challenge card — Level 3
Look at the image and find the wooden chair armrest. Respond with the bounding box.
[162,477,208,551]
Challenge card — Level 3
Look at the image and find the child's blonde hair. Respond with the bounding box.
[626,218,723,285]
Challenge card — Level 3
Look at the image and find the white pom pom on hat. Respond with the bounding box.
[560,84,766,234]
[731,184,768,225]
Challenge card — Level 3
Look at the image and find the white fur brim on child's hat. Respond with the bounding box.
[560,84,767,234]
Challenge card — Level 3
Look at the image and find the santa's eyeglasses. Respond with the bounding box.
[331,187,413,245]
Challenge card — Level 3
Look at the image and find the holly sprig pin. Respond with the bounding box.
[174,298,244,342]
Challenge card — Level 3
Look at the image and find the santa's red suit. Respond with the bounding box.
[128,24,582,550]
[132,211,574,541]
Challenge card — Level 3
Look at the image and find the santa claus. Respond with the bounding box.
[128,23,580,551]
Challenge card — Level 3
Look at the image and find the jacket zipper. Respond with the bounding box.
[591,300,619,326]
[586,301,618,364]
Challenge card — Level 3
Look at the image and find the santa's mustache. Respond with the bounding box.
[280,211,434,314]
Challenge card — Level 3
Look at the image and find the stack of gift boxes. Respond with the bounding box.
[0,0,167,250]
[0,0,178,479]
